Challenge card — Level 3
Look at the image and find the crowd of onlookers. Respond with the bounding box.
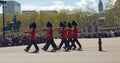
[0,34,46,47]
[79,31,120,38]
[0,30,120,47]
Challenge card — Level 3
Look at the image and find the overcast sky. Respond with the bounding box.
[0,0,117,13]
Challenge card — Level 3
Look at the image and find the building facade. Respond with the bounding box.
[4,0,21,14]
[40,10,58,14]
[22,10,37,14]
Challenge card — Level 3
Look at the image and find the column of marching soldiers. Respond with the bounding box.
[24,21,82,53]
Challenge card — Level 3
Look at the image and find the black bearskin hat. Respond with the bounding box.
[29,22,36,29]
[63,21,67,28]
[59,22,64,27]
[72,21,77,26]
[68,22,72,28]
[46,22,52,27]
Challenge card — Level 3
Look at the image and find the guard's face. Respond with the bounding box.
[30,28,34,30]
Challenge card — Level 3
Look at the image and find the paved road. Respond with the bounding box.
[0,38,120,63]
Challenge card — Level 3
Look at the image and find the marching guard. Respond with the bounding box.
[41,22,57,52]
[72,21,82,51]
[24,22,39,53]
[57,22,70,52]
[66,22,76,50]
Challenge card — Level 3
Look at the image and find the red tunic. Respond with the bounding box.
[43,28,53,40]
[73,28,78,38]
[24,29,36,41]
[57,27,67,39]
[67,28,73,39]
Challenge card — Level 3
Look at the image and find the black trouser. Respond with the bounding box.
[68,38,76,49]
[26,40,39,51]
[58,39,70,50]
[43,39,57,51]
[73,38,82,49]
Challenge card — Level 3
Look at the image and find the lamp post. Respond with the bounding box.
[0,0,6,45]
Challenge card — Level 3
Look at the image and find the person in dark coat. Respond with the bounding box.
[24,22,39,53]
[41,22,57,52]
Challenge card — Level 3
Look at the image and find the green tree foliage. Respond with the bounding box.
[0,9,100,35]
[114,0,120,17]
[105,0,120,27]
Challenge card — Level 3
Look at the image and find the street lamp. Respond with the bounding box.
[0,0,6,45]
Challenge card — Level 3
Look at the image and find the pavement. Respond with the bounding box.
[0,38,120,63]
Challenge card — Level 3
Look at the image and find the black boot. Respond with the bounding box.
[41,47,47,51]
[78,48,82,51]
[33,50,39,53]
[24,49,28,52]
